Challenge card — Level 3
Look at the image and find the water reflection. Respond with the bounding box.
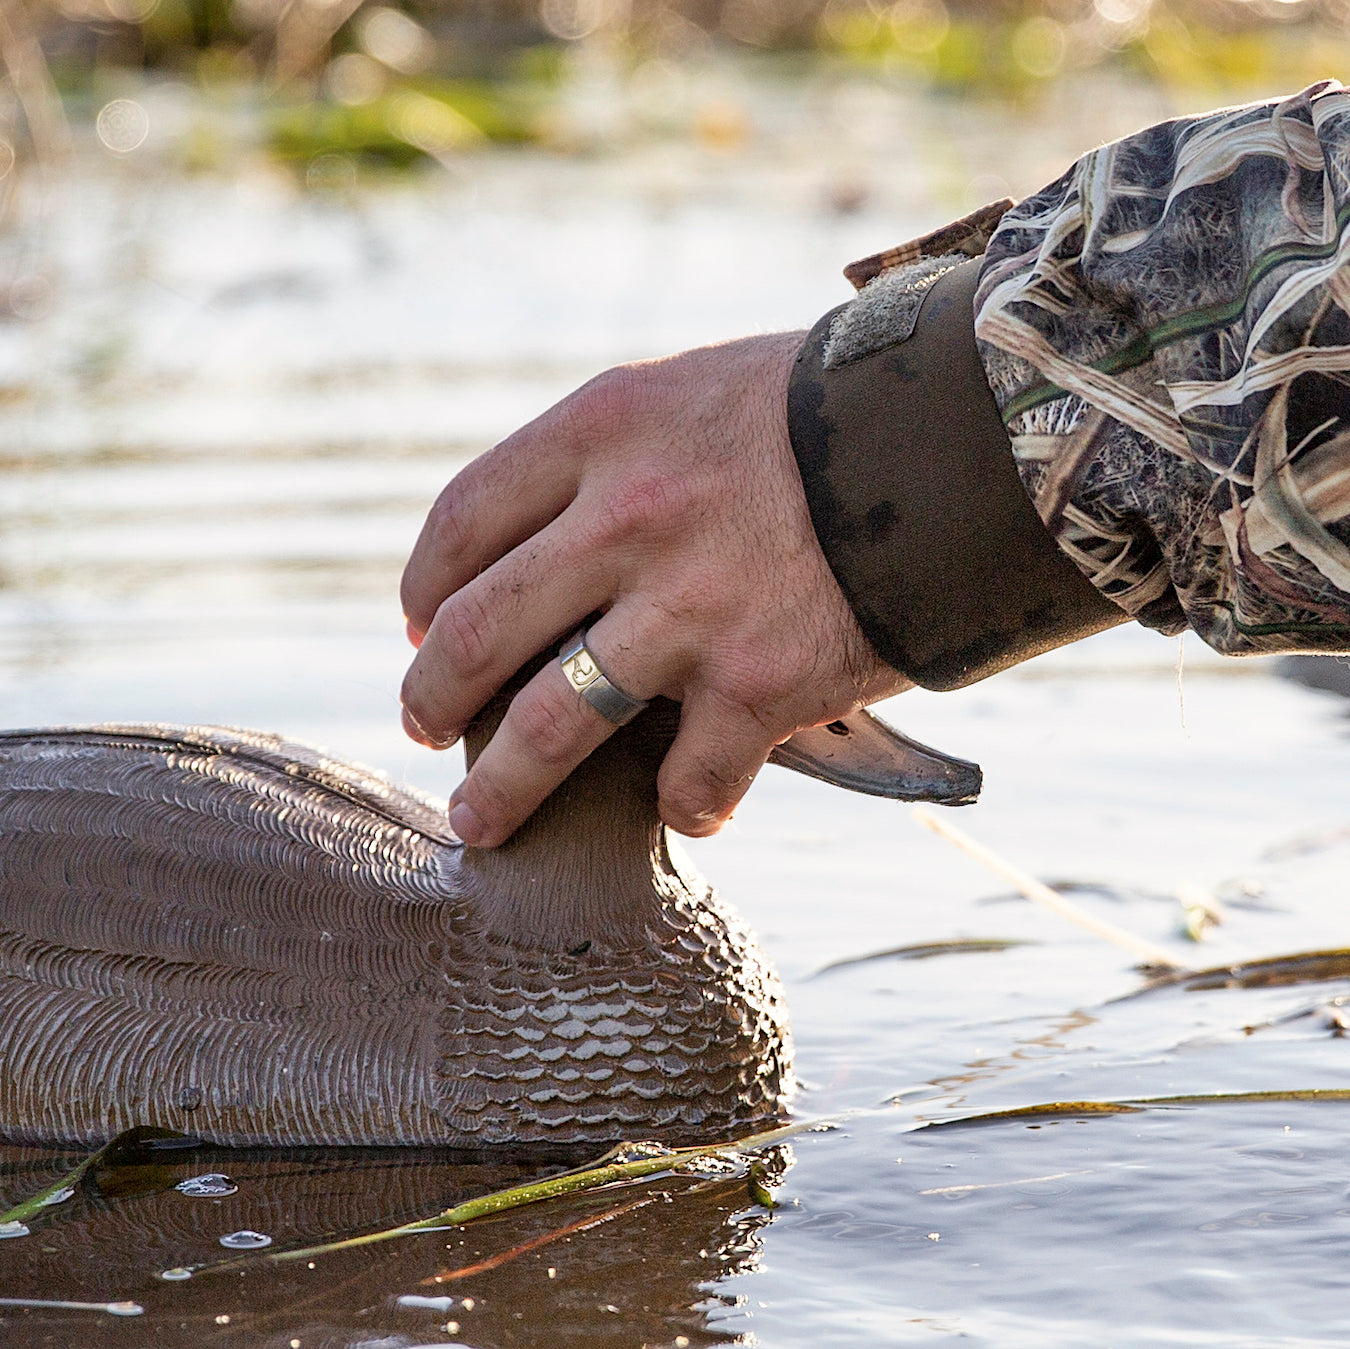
[0,1140,780,1347]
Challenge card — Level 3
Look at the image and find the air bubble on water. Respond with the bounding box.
[176,1173,238,1198]
[159,1267,193,1281]
[38,1187,75,1206]
[219,1229,272,1249]
[106,1302,144,1317]
[0,1221,29,1239]
[397,1294,459,1311]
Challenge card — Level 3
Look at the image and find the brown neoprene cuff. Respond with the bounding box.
[787,256,1125,691]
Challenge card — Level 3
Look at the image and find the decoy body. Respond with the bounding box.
[0,692,979,1148]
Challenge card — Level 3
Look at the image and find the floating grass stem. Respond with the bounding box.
[179,1119,814,1279]
[812,937,1030,976]
[420,1193,654,1285]
[0,1297,142,1316]
[746,1161,777,1210]
[1138,949,1350,994]
[929,1089,1350,1129]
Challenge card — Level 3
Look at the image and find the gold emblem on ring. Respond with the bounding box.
[558,626,649,726]
[563,650,598,689]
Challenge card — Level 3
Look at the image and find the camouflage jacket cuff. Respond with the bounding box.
[787,256,1123,692]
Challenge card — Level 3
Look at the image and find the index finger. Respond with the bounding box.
[401,418,580,639]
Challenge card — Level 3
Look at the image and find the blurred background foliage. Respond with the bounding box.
[0,0,1347,183]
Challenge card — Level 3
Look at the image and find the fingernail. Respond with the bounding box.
[403,706,459,750]
[449,800,486,846]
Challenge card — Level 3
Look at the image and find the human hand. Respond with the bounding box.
[399,331,910,848]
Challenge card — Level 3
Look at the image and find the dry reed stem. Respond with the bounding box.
[911,806,1187,972]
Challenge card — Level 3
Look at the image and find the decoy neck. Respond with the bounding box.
[453,692,693,952]
[450,658,986,952]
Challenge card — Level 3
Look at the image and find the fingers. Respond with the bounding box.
[400,423,580,640]
[396,333,885,850]
[400,507,617,748]
[654,688,778,836]
[443,604,792,844]
[446,641,626,848]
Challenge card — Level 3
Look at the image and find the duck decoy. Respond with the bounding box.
[0,685,978,1147]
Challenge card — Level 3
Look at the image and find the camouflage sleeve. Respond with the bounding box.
[973,79,1350,654]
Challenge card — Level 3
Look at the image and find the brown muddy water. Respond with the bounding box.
[2,73,1350,1348]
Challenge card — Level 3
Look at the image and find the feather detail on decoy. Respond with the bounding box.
[0,682,977,1146]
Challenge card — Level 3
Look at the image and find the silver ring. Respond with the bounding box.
[558,627,649,726]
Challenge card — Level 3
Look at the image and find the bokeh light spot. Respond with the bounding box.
[306,152,358,192]
[7,276,54,321]
[886,0,949,57]
[540,0,614,42]
[327,51,385,105]
[95,99,150,154]
[357,7,434,72]
[1094,0,1151,24]
[1011,15,1067,79]
[105,0,160,22]
[387,91,484,156]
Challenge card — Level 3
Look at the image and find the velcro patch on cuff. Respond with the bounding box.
[823,253,964,370]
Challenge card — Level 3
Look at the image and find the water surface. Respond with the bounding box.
[2,81,1350,1346]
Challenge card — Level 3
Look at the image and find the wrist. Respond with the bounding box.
[786,256,1123,690]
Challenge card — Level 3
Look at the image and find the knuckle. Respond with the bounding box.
[433,590,495,677]
[707,665,781,720]
[400,673,448,743]
[661,769,736,830]
[658,786,708,833]
[398,566,418,624]
[401,484,473,626]
[423,482,473,563]
[703,758,755,801]
[509,691,582,767]
[399,669,421,711]
[461,766,513,821]
[587,471,696,551]
[572,364,645,428]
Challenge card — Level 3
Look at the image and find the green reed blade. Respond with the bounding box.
[745,1161,777,1209]
[0,1126,193,1230]
[812,938,1030,977]
[929,1101,1145,1127]
[929,1089,1350,1129]
[181,1118,816,1279]
[1143,1089,1350,1107]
